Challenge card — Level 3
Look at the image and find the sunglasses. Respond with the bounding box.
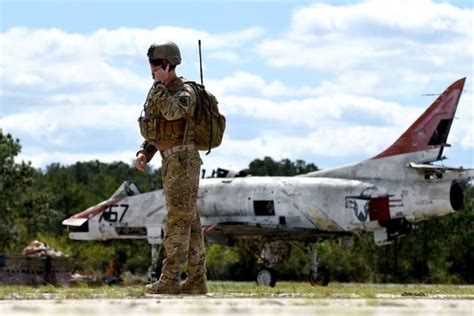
[149,58,166,67]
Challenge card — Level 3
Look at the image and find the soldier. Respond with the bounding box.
[135,41,207,295]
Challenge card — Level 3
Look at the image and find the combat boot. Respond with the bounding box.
[145,278,181,295]
[180,277,208,295]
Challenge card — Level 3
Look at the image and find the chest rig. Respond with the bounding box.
[138,79,192,149]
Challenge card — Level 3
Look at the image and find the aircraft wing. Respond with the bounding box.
[204,221,349,241]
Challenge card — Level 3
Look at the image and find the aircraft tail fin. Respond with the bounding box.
[371,78,466,161]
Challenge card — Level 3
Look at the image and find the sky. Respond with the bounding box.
[1,0,473,176]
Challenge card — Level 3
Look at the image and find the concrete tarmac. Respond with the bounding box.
[1,297,472,316]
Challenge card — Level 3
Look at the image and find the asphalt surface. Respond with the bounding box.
[1,297,472,316]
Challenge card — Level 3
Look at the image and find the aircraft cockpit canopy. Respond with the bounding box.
[210,167,248,178]
[110,181,141,199]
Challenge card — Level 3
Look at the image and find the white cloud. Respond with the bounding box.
[0,26,264,94]
[290,0,470,37]
[256,0,473,95]
[207,72,291,97]
[199,124,399,174]
[450,93,474,149]
[0,26,265,62]
[0,104,139,146]
[208,51,241,63]
[4,69,469,172]
[219,92,417,130]
[1,1,472,171]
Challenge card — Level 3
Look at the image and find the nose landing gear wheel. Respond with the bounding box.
[309,267,329,286]
[256,268,277,287]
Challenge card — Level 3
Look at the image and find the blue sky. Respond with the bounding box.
[1,0,473,174]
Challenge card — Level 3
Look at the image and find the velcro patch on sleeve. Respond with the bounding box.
[177,91,190,107]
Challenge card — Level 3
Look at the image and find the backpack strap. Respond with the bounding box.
[181,81,198,148]
[206,99,213,155]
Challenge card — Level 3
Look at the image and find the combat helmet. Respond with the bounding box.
[147,41,181,66]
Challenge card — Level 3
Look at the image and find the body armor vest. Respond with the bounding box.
[138,80,192,150]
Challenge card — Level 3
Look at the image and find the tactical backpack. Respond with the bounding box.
[185,81,226,154]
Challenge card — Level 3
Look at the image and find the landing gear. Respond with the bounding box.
[260,241,292,265]
[256,241,291,286]
[242,241,290,287]
[243,240,330,287]
[147,244,162,282]
[256,268,277,287]
[308,244,329,286]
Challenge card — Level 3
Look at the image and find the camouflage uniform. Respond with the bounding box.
[138,77,207,294]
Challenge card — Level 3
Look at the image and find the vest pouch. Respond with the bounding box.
[138,116,159,143]
[164,119,185,142]
[157,119,187,147]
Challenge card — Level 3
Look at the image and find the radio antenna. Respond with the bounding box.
[198,39,204,85]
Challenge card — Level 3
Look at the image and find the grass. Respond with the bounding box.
[0,282,473,300]
[209,282,474,299]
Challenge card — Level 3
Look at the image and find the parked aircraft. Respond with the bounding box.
[63,78,472,286]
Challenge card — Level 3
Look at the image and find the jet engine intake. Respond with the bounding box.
[68,221,89,233]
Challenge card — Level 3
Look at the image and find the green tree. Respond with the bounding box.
[247,156,318,176]
[0,131,36,251]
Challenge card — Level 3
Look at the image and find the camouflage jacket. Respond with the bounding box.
[137,77,197,161]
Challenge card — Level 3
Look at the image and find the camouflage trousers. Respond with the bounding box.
[160,148,206,283]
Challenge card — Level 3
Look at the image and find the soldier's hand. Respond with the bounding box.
[154,64,170,84]
[135,153,148,172]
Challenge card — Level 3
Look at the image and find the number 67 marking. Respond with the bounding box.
[99,204,129,222]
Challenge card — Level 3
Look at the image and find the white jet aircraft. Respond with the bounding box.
[63,78,472,286]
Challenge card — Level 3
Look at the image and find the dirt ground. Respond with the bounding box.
[1,297,472,316]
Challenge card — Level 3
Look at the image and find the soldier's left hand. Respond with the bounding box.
[135,153,148,172]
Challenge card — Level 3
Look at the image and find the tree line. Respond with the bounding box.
[1,130,473,284]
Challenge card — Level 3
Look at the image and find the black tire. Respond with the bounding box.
[147,271,158,283]
[309,267,329,286]
[256,268,277,287]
